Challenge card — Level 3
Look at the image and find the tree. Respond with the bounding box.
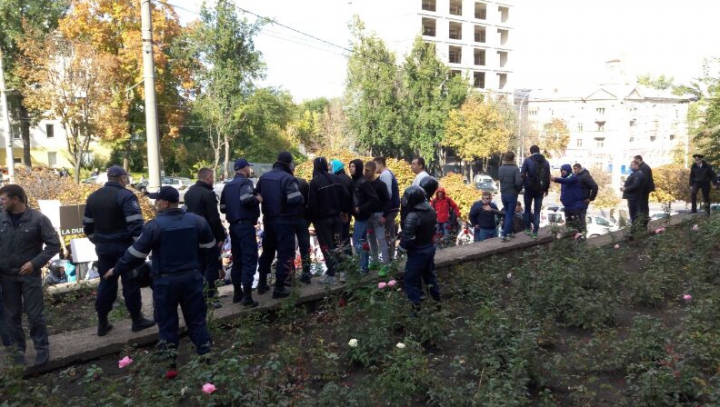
[401,37,468,162]
[318,98,351,151]
[589,167,620,209]
[235,87,296,163]
[443,93,514,172]
[684,59,720,166]
[58,0,192,170]
[188,0,265,178]
[637,74,675,90]
[1,0,70,167]
[18,32,116,183]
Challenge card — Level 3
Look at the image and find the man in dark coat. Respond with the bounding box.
[689,153,717,214]
[184,168,226,307]
[572,163,599,232]
[633,155,655,227]
[621,160,645,227]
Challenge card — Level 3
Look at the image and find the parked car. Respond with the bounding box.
[474,174,498,193]
[585,215,619,238]
[161,177,194,203]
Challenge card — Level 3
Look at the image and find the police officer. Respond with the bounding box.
[220,159,261,307]
[107,186,215,363]
[184,168,226,308]
[83,165,154,336]
[256,152,304,299]
[398,186,440,308]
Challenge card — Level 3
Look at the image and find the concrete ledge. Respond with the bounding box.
[10,212,697,375]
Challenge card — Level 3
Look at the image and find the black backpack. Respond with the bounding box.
[529,155,548,192]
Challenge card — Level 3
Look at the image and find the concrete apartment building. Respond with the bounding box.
[352,0,514,95]
[518,61,691,186]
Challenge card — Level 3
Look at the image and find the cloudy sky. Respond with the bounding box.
[176,0,720,101]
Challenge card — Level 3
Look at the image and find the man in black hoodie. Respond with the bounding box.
[572,163,599,232]
[633,155,655,227]
[689,153,717,214]
[308,157,351,284]
[349,159,380,275]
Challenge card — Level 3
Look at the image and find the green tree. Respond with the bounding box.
[443,92,513,171]
[188,0,265,178]
[1,0,69,166]
[677,58,720,166]
[637,73,675,90]
[401,37,468,164]
[345,17,403,157]
[236,87,297,163]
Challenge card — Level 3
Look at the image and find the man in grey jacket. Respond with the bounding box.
[498,151,523,241]
[0,184,60,366]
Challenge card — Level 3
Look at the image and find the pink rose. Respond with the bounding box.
[387,280,397,287]
[202,383,216,394]
[574,232,582,240]
[378,282,387,289]
[614,244,620,249]
[655,227,666,234]
[692,224,699,231]
[118,356,133,369]
[683,294,692,301]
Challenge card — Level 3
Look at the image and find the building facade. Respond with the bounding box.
[353,0,514,95]
[519,82,690,187]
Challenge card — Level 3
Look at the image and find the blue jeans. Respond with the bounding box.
[501,194,518,237]
[230,223,258,292]
[523,192,544,233]
[404,245,440,305]
[352,219,370,273]
[153,272,211,355]
[474,227,498,242]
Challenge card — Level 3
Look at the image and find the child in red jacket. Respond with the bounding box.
[430,187,461,239]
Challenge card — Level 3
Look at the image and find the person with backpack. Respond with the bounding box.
[520,145,551,239]
[373,157,400,261]
[430,187,461,240]
[572,163,599,233]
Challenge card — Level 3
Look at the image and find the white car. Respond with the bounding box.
[585,215,619,238]
[161,177,194,203]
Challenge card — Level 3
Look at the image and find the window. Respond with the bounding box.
[629,120,635,127]
[650,135,656,142]
[46,123,55,138]
[669,134,675,141]
[576,138,583,147]
[577,123,583,131]
[473,72,485,89]
[475,2,487,19]
[48,152,57,167]
[450,70,462,78]
[11,123,21,139]
[449,46,462,64]
[474,49,486,65]
[596,140,604,148]
[529,110,538,116]
[474,26,486,43]
[497,29,509,46]
[422,18,436,37]
[449,0,462,16]
[449,21,462,40]
[498,6,509,23]
[597,123,605,132]
[497,73,507,90]
[596,107,605,115]
[498,51,508,68]
[422,0,436,12]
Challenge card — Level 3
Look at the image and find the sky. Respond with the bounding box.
[176,0,720,101]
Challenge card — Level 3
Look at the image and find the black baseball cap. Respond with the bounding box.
[148,186,179,203]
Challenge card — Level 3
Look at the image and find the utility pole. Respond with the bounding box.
[0,48,14,181]
[140,0,161,192]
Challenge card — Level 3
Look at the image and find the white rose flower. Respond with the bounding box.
[396,342,405,349]
[348,338,358,348]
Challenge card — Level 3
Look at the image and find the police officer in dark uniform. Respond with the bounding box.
[184,168,226,308]
[256,152,304,299]
[107,186,215,362]
[220,159,261,307]
[398,186,440,308]
[83,165,155,336]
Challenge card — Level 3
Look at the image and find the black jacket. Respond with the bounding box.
[349,159,380,221]
[0,208,61,276]
[400,201,436,250]
[690,161,717,185]
[308,158,351,221]
[576,168,599,202]
[370,177,391,216]
[184,180,226,243]
[623,170,645,201]
[638,162,655,193]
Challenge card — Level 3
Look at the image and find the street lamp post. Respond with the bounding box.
[0,48,14,181]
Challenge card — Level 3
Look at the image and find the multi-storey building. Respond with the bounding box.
[518,63,691,187]
[353,0,513,95]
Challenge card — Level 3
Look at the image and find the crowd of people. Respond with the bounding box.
[1,144,717,371]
